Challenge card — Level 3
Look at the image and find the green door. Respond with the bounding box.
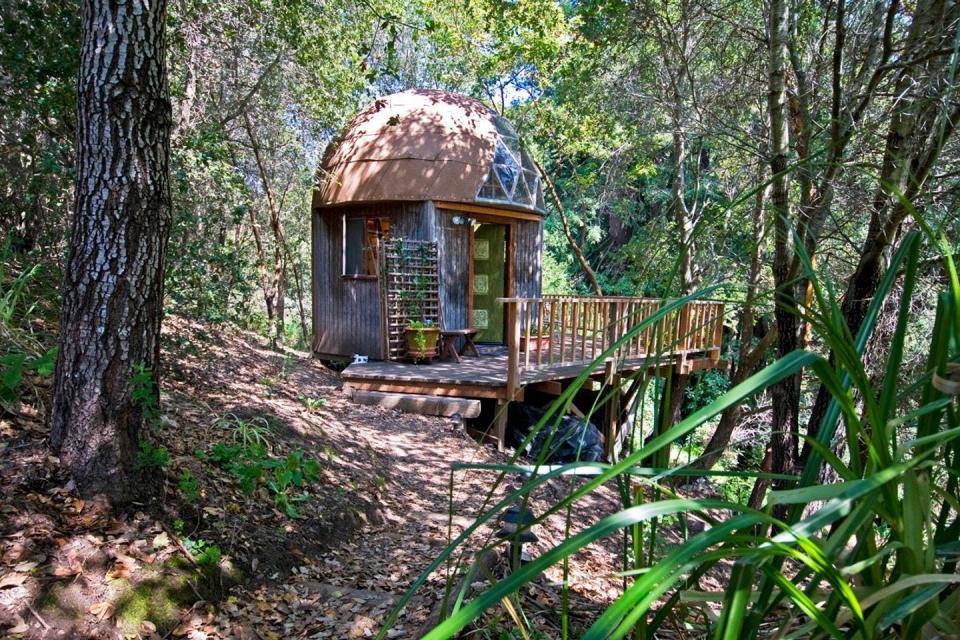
[471,223,506,343]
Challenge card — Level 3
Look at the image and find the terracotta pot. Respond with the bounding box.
[519,335,551,352]
[404,326,440,360]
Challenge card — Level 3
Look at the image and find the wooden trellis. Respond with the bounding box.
[381,239,441,360]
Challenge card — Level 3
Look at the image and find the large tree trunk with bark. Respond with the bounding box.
[752,0,800,508]
[51,0,172,501]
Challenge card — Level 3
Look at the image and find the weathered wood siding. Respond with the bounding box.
[436,207,471,331]
[312,210,382,359]
[312,200,543,359]
[392,200,436,241]
[313,202,430,359]
[512,219,543,298]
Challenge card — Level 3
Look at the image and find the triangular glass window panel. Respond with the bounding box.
[475,117,545,211]
[492,140,519,195]
[478,169,509,200]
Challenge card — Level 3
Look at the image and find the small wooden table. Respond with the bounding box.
[440,329,480,363]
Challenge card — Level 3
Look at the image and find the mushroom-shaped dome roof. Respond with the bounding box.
[315,89,545,213]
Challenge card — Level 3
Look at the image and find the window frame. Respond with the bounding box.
[341,214,388,280]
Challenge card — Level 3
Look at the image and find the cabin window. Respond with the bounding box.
[343,216,390,278]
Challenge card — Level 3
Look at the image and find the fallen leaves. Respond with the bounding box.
[0,319,637,639]
[106,553,138,580]
[89,600,114,621]
[0,572,27,589]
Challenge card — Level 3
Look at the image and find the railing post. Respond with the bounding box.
[710,303,724,363]
[506,300,521,401]
[677,302,691,373]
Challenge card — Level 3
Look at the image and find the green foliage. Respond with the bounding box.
[382,233,960,639]
[0,348,55,408]
[199,415,322,518]
[177,469,201,503]
[182,537,222,567]
[683,369,729,416]
[0,0,79,250]
[131,363,160,427]
[0,247,57,408]
[135,440,171,471]
[299,394,326,412]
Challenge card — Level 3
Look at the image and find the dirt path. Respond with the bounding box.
[161,320,633,638]
[0,320,630,639]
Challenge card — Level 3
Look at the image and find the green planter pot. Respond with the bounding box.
[404,326,440,361]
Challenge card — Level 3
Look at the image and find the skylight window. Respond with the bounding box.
[476,116,544,211]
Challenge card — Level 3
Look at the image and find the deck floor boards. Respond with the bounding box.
[340,344,705,397]
[342,345,511,387]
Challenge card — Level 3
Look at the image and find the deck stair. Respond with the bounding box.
[348,388,481,418]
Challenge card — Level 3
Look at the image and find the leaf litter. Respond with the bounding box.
[0,317,670,638]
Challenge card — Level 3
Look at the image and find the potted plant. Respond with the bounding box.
[404,319,440,361]
[520,322,551,352]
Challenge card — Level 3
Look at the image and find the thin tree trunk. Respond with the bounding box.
[243,113,309,344]
[534,157,602,295]
[763,0,801,498]
[657,111,697,432]
[51,0,171,501]
[247,207,275,323]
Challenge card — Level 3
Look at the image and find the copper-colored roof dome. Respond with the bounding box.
[315,89,545,213]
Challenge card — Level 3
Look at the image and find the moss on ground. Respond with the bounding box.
[110,567,194,636]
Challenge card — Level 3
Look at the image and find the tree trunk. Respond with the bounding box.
[534,157,602,295]
[801,0,960,460]
[51,0,172,501]
[243,113,308,346]
[764,0,801,490]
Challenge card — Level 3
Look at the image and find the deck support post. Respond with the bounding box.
[494,401,508,452]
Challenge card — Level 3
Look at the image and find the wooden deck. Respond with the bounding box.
[341,296,727,452]
[343,296,728,402]
[342,347,719,400]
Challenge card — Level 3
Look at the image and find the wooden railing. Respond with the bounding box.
[499,296,725,398]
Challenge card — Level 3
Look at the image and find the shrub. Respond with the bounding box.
[178,469,200,503]
[381,232,960,640]
[135,440,170,470]
[200,415,322,518]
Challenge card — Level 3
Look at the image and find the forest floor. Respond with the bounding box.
[0,319,709,639]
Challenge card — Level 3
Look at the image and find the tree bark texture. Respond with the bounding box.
[51,0,172,501]
[765,0,801,481]
[801,0,960,458]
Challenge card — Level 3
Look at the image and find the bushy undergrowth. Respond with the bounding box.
[195,414,322,518]
[0,245,58,411]
[385,230,960,639]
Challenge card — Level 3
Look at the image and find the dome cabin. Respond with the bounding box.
[311,89,545,361]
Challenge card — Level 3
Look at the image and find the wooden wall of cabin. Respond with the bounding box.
[435,207,470,332]
[435,206,543,336]
[312,200,542,359]
[512,218,543,298]
[312,201,430,360]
